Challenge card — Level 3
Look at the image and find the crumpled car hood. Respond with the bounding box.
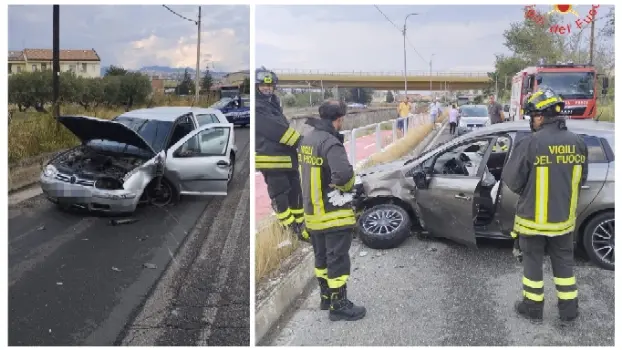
[358,159,406,177]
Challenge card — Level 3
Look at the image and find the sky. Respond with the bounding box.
[256,4,613,74]
[8,5,250,72]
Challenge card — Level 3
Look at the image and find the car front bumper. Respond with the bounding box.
[40,174,142,213]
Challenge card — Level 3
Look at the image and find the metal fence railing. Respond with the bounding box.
[340,113,429,165]
[273,69,490,78]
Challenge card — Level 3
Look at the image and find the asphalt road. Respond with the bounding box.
[9,128,250,346]
[263,124,615,346]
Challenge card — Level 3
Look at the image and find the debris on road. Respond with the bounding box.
[56,282,63,286]
[143,263,157,269]
[427,247,438,252]
[36,225,46,231]
[359,251,368,257]
[111,267,122,272]
[109,218,139,226]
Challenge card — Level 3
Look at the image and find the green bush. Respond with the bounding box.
[8,70,152,112]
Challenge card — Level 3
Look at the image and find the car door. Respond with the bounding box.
[165,123,234,196]
[413,138,494,247]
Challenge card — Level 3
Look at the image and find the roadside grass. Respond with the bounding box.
[599,99,614,122]
[255,218,300,284]
[255,108,444,284]
[8,96,217,165]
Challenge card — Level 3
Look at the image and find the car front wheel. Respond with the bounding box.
[357,203,411,250]
[582,211,614,271]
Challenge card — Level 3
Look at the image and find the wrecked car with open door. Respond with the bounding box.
[40,108,237,214]
[353,120,615,270]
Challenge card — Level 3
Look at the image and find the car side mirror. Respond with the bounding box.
[413,171,428,189]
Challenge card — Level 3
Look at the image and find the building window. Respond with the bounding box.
[17,66,22,73]
[69,64,76,72]
[82,63,87,72]
[8,63,12,73]
[32,64,37,72]
[41,63,47,70]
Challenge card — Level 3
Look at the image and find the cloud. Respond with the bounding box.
[8,5,250,72]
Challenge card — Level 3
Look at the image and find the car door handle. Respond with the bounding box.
[217,160,229,167]
[455,193,471,201]
[581,185,590,190]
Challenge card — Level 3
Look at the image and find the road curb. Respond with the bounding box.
[255,247,315,344]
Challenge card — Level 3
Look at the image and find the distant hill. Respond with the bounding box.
[100,65,230,79]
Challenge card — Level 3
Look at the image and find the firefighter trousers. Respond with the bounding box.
[310,229,353,289]
[261,170,304,228]
[519,234,578,304]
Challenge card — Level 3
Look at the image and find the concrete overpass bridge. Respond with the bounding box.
[274,69,491,91]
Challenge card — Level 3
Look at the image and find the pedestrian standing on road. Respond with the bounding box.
[396,97,410,138]
[298,99,366,322]
[429,98,441,128]
[488,94,504,124]
[501,88,588,322]
[255,67,309,242]
[448,104,459,135]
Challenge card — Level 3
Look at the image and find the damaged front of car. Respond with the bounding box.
[40,115,165,213]
[352,158,424,249]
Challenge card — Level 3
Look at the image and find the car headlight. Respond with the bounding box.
[43,165,57,178]
[123,168,139,182]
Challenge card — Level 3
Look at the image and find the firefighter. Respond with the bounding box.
[502,88,588,322]
[299,99,366,321]
[255,68,309,242]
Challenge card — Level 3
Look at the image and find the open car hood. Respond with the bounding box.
[359,159,406,176]
[58,115,155,154]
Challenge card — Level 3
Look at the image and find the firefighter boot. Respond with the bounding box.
[329,285,366,321]
[318,278,330,310]
[514,299,543,321]
[558,299,579,322]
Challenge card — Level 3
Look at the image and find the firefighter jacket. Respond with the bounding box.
[502,121,588,237]
[255,93,301,171]
[299,118,357,234]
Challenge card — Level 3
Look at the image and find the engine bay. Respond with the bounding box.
[53,146,146,180]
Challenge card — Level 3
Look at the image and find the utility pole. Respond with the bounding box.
[589,16,596,64]
[195,6,201,104]
[429,54,434,98]
[53,5,60,121]
[402,13,417,100]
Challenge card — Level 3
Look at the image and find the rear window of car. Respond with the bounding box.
[195,113,219,126]
[582,135,608,163]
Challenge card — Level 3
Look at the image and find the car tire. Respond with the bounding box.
[582,211,614,271]
[357,203,411,250]
[227,153,235,187]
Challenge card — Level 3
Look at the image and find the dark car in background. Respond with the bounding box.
[210,96,250,127]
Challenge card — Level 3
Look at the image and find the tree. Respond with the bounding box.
[105,65,128,76]
[386,90,395,103]
[323,89,333,99]
[347,88,373,104]
[201,66,213,93]
[241,77,250,94]
[176,69,193,95]
[601,7,614,37]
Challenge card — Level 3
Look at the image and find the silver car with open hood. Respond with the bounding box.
[40,107,237,213]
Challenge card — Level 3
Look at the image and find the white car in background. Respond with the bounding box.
[457,104,490,135]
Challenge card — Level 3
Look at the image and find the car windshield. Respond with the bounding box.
[461,107,488,117]
[537,71,595,99]
[210,98,233,109]
[242,98,250,107]
[88,116,174,155]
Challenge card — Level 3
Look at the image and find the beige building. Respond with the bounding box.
[8,48,101,78]
[221,70,250,86]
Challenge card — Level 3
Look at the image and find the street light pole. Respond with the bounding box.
[429,53,435,98]
[402,13,418,100]
[52,4,60,121]
[195,6,201,105]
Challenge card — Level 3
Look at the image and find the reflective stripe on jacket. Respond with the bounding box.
[255,93,301,171]
[502,121,588,237]
[299,118,356,233]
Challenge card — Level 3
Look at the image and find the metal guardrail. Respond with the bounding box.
[273,69,490,78]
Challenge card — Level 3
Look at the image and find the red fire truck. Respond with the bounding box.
[508,62,610,120]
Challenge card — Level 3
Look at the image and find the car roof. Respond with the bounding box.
[460,119,615,139]
[117,107,223,122]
